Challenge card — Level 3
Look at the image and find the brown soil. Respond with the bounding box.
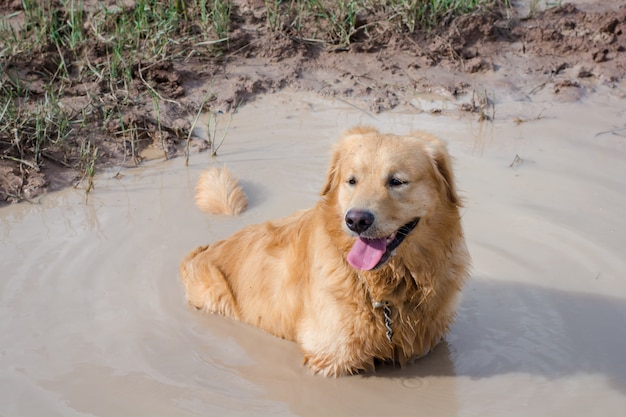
[1,0,625,203]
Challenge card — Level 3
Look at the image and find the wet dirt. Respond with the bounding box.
[1,86,626,415]
[2,1,626,202]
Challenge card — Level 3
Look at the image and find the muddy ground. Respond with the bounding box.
[1,0,625,203]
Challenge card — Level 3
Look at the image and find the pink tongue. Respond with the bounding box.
[347,237,386,270]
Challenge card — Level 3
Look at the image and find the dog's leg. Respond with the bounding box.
[180,245,241,319]
[298,318,377,376]
[301,348,375,377]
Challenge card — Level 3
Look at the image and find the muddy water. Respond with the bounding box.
[2,88,626,416]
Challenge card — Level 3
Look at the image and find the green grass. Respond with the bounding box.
[0,79,78,167]
[266,0,499,46]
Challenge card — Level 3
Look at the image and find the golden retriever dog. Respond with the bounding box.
[180,126,470,376]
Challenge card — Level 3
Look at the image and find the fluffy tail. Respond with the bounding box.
[195,167,248,215]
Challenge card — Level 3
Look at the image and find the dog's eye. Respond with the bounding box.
[388,177,405,187]
[347,176,357,186]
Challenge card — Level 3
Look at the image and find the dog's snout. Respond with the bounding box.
[345,209,375,234]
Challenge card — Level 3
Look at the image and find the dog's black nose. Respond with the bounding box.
[345,209,375,234]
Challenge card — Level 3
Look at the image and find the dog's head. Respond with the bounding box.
[321,126,460,271]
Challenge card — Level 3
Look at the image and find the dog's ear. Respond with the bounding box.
[421,135,461,206]
[321,145,341,196]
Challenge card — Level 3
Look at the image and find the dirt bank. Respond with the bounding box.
[1,0,625,203]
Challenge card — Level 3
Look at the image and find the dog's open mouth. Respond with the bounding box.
[347,218,420,271]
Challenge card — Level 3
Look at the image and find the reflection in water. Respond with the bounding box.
[1,91,626,416]
[468,118,496,157]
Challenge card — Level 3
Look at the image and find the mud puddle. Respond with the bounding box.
[1,89,626,416]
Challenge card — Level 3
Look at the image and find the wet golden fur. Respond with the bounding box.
[180,127,470,376]
[194,166,248,215]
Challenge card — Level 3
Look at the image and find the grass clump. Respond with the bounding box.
[1,0,232,201]
[0,78,79,168]
[266,0,501,47]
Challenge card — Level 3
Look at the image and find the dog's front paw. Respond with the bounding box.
[303,352,374,377]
